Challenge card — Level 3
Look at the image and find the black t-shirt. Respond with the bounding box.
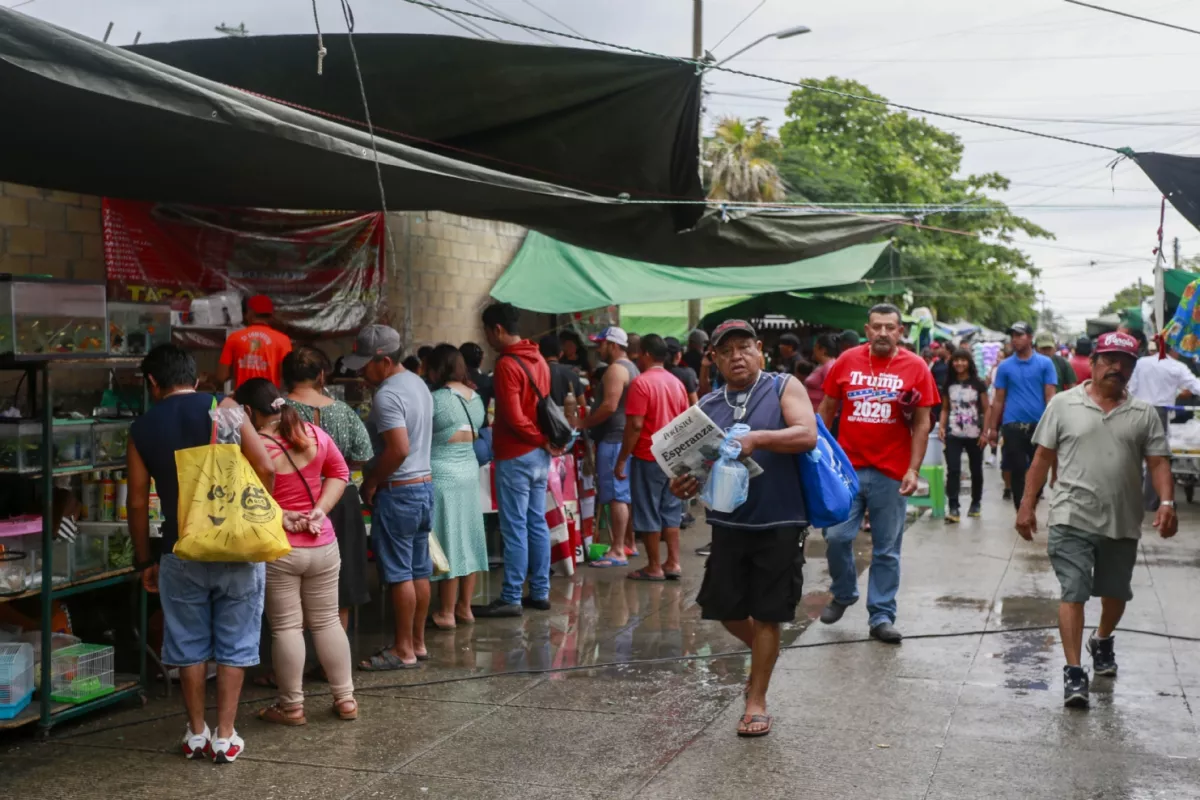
[930,359,950,390]
[682,349,704,375]
[548,361,585,407]
[775,353,800,374]
[668,365,699,395]
[560,353,590,374]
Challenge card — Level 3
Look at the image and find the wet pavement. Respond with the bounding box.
[3,473,1199,798]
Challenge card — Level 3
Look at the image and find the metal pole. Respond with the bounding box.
[39,365,52,731]
[1174,236,1181,270]
[687,0,704,332]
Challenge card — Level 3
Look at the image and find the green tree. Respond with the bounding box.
[777,77,1052,329]
[703,117,786,203]
[1098,283,1153,316]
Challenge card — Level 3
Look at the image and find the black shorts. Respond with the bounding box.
[697,525,807,623]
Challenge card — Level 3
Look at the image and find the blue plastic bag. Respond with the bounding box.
[797,415,859,528]
[701,424,751,513]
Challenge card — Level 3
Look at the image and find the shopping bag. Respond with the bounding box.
[429,531,450,577]
[173,406,290,563]
[701,425,751,513]
[796,415,859,529]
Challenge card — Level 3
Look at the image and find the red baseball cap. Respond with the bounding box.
[1093,331,1140,358]
[246,295,274,315]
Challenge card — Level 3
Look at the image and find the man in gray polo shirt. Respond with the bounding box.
[1016,331,1176,709]
[344,325,435,671]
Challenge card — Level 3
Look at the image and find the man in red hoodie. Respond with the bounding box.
[473,302,555,618]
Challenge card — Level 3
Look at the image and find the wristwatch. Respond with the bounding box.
[1160,500,1176,508]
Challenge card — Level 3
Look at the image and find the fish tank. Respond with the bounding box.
[0,277,108,360]
[92,421,131,468]
[107,302,170,355]
[0,419,96,473]
[51,420,93,471]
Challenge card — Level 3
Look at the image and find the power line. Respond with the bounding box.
[424,4,498,38]
[1062,0,1200,36]
[397,0,1119,153]
[516,0,584,38]
[710,0,767,53]
[458,0,554,44]
[741,51,1200,64]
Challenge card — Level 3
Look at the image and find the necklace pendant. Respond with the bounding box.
[734,407,746,421]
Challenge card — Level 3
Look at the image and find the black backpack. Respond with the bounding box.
[503,354,574,450]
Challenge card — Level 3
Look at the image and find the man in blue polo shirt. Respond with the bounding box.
[985,321,1057,510]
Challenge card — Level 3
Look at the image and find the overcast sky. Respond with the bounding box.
[15,0,1200,328]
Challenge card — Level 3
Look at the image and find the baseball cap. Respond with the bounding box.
[589,326,629,348]
[1034,330,1056,349]
[664,336,683,354]
[1093,330,1140,358]
[246,295,274,316]
[711,319,757,347]
[341,324,403,371]
[1007,321,1033,336]
[687,329,709,346]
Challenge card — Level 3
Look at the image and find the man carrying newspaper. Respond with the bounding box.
[667,320,818,738]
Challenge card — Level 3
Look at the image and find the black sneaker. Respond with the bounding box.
[472,599,523,618]
[820,599,850,625]
[695,542,712,557]
[1087,634,1118,677]
[681,512,696,529]
[1002,488,1013,501]
[1063,665,1090,708]
[968,502,981,518]
[945,508,960,524]
[521,596,551,611]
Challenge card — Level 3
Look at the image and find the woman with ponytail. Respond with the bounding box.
[234,378,358,725]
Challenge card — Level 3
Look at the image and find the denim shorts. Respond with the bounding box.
[631,457,682,533]
[373,481,434,583]
[158,555,265,668]
[595,441,631,505]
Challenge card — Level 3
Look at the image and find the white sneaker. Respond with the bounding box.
[209,730,244,764]
[181,724,211,760]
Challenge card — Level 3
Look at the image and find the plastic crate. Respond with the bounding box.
[0,642,34,719]
[50,643,114,704]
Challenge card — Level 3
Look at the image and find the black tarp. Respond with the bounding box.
[1136,152,1200,231]
[0,10,899,267]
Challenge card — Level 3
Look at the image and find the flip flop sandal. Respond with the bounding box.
[589,558,629,568]
[664,571,682,580]
[736,713,772,737]
[359,650,420,671]
[415,652,431,662]
[258,703,307,726]
[252,673,278,689]
[426,617,456,631]
[626,569,666,582]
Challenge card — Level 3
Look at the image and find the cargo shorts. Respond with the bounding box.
[1047,525,1138,604]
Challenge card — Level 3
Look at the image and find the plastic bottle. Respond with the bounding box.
[115,472,128,522]
[100,473,116,522]
[563,392,579,430]
[148,480,161,523]
[80,472,100,521]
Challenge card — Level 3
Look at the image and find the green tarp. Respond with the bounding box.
[698,293,872,333]
[621,297,749,339]
[491,232,890,313]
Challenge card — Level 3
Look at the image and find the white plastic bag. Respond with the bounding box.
[701,424,751,513]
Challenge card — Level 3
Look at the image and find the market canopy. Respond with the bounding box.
[621,297,749,340]
[1136,152,1200,232]
[0,11,899,267]
[490,232,891,313]
[699,293,873,333]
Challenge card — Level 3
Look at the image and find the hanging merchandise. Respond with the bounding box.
[1164,278,1200,360]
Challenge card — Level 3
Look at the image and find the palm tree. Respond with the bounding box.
[703,116,786,203]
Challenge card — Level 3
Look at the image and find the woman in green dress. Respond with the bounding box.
[425,344,488,629]
[283,346,374,630]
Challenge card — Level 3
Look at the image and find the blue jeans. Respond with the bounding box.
[823,467,908,628]
[495,448,552,604]
[158,555,265,668]
[373,481,434,583]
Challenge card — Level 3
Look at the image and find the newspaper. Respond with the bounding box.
[650,405,763,483]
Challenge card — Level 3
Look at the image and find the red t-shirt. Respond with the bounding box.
[1069,354,1092,383]
[822,345,942,481]
[625,367,689,462]
[219,324,292,388]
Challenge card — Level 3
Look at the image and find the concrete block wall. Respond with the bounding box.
[387,210,534,352]
[0,183,104,281]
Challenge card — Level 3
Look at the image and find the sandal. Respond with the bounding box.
[589,557,629,568]
[359,649,419,671]
[252,672,278,689]
[663,570,682,580]
[736,713,772,737]
[334,697,358,721]
[258,703,307,726]
[626,569,666,582]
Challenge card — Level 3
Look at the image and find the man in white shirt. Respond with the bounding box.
[1127,342,1200,509]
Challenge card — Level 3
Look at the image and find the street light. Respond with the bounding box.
[712,25,811,67]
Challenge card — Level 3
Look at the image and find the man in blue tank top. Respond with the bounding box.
[670,320,819,738]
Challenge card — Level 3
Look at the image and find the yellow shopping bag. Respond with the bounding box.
[172,440,291,563]
[429,531,449,578]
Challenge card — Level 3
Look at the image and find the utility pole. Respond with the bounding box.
[687,0,704,332]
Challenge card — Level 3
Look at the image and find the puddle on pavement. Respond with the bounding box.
[935,595,991,612]
[1141,554,1200,569]
[995,594,1060,628]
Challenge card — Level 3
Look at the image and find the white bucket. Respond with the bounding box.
[924,425,944,466]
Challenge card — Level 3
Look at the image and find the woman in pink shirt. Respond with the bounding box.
[804,333,839,408]
[234,378,356,725]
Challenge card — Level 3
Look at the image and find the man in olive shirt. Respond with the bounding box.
[1016,331,1176,710]
[1036,331,1077,391]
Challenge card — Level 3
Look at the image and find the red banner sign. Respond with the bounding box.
[103,200,387,336]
